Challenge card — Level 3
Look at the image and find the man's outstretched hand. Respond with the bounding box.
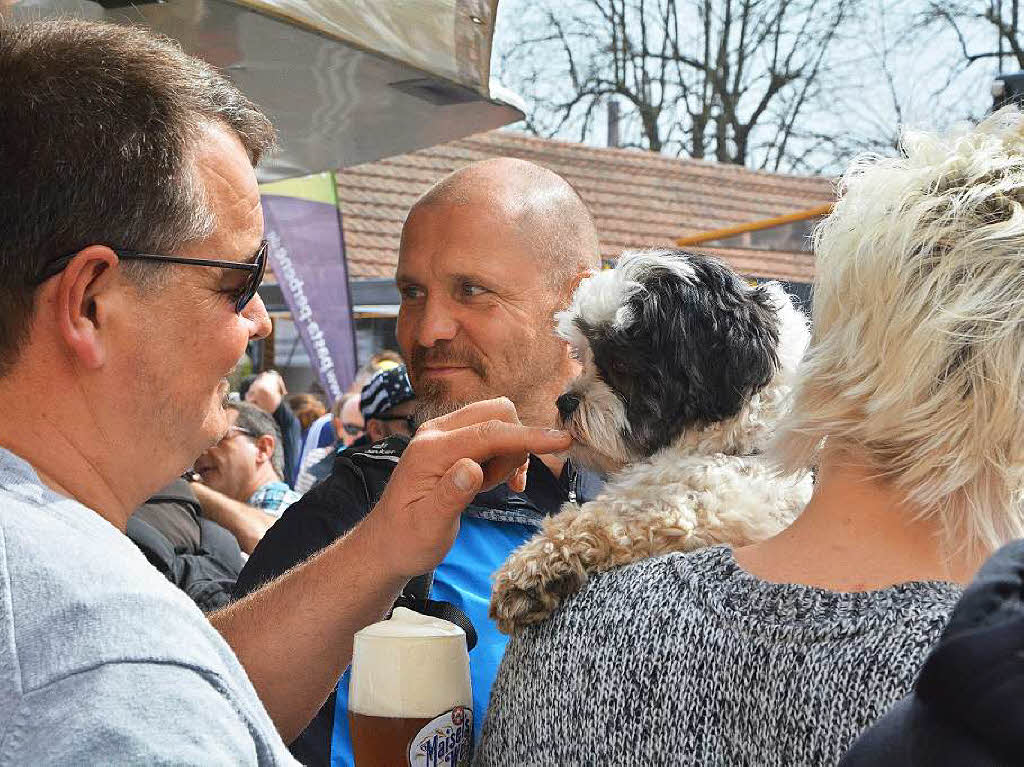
[212,397,568,741]
[363,397,571,580]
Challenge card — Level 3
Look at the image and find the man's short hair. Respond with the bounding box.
[226,401,285,479]
[411,158,601,290]
[0,18,276,376]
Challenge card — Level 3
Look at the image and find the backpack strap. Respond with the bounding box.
[392,572,478,652]
[147,478,203,523]
[344,438,479,650]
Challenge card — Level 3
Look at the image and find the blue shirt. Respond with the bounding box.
[331,516,537,764]
[249,480,301,517]
[234,436,605,767]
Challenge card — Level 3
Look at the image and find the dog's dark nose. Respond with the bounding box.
[556,392,581,420]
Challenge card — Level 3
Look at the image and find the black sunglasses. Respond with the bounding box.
[35,241,268,314]
[374,414,417,433]
[340,422,364,437]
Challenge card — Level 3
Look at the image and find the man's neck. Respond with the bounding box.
[242,464,283,503]
[734,457,986,590]
[0,406,138,531]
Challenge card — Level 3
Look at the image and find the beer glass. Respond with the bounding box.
[349,607,473,767]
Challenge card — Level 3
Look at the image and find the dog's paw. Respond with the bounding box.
[489,543,588,635]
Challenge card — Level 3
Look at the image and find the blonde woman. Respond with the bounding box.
[476,110,1024,766]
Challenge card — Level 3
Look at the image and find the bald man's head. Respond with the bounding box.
[410,158,601,289]
[395,159,601,429]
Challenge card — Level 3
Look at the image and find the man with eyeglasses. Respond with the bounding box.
[243,369,304,487]
[0,17,570,763]
[190,401,301,553]
[359,364,417,443]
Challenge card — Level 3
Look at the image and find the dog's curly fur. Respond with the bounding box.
[490,251,811,634]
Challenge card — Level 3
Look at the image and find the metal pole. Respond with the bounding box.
[607,99,620,148]
[675,203,835,247]
[999,0,1005,74]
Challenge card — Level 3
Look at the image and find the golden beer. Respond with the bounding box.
[349,608,473,767]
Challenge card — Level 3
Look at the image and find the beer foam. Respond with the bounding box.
[358,607,466,639]
[349,608,473,718]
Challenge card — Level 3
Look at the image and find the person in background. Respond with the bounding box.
[234,157,606,766]
[296,352,400,474]
[359,364,417,444]
[477,111,1024,765]
[191,401,301,553]
[287,392,326,433]
[293,392,364,494]
[245,369,302,487]
[294,368,415,496]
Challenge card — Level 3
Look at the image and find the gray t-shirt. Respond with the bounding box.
[0,448,297,765]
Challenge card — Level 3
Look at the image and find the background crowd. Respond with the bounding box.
[126,352,417,607]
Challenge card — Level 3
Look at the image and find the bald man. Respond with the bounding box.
[234,158,606,765]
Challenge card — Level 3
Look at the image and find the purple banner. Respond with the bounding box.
[261,172,355,400]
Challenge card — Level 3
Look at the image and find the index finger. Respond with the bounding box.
[438,420,571,465]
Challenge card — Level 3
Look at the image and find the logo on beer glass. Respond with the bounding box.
[410,705,473,766]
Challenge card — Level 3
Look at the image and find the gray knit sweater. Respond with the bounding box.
[475,545,961,767]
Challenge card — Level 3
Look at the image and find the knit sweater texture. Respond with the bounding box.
[475,545,961,766]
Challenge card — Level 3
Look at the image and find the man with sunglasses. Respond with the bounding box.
[359,364,417,443]
[0,18,570,763]
[294,393,364,494]
[190,401,301,553]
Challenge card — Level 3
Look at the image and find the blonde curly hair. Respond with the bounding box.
[774,107,1024,557]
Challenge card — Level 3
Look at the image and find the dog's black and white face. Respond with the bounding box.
[555,250,784,474]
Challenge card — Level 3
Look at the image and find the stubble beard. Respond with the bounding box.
[411,374,480,426]
[408,329,567,428]
[411,357,560,429]
[408,340,488,426]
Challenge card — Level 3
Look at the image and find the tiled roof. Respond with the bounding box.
[337,129,834,282]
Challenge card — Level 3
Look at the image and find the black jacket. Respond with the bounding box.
[841,539,1024,767]
[128,479,244,612]
[233,436,603,767]
[273,401,303,488]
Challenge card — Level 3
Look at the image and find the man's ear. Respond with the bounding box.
[254,435,276,466]
[366,419,386,443]
[561,266,597,306]
[54,246,120,369]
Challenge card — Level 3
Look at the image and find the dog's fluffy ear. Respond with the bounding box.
[626,256,781,431]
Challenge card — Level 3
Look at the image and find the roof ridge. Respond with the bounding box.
[455,129,834,184]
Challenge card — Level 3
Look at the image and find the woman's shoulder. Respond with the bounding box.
[530,543,962,647]
[513,546,731,644]
[569,544,743,604]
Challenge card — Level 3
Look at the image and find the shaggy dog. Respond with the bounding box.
[490,249,812,634]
